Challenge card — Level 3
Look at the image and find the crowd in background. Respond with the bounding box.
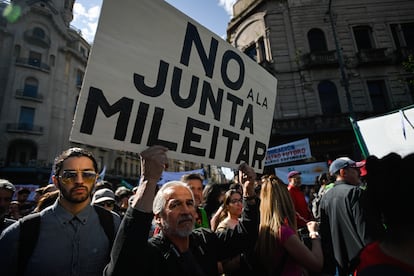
[0,146,413,275]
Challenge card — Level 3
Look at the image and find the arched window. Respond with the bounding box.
[23,77,39,98]
[318,80,341,115]
[308,28,328,52]
[33,27,45,39]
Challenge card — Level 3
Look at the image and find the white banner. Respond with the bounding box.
[69,0,277,173]
[358,107,414,158]
[274,162,328,185]
[265,138,312,166]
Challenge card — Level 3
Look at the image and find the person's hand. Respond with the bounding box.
[238,163,256,197]
[133,145,168,212]
[306,221,319,233]
[140,145,169,181]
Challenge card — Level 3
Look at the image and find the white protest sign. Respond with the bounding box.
[265,138,312,166]
[357,107,414,158]
[69,0,277,172]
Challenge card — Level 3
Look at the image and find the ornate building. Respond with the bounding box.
[227,0,414,172]
[0,0,143,185]
[0,0,221,185]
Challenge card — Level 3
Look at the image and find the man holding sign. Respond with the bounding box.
[104,145,259,275]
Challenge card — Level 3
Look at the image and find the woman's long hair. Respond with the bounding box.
[254,175,297,275]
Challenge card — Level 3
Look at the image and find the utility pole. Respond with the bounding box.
[327,0,369,158]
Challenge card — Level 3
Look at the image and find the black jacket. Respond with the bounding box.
[319,180,371,274]
[104,200,259,276]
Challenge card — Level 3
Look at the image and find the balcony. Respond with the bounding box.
[15,89,44,102]
[396,47,414,62]
[15,57,50,72]
[24,29,51,48]
[356,48,393,66]
[302,50,338,68]
[7,123,43,135]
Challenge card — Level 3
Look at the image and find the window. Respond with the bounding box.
[33,27,45,39]
[18,107,35,130]
[243,37,266,63]
[28,51,41,67]
[23,77,39,98]
[391,22,414,48]
[353,26,374,50]
[318,80,341,115]
[367,80,388,114]
[308,28,328,52]
[76,69,84,87]
[244,43,257,61]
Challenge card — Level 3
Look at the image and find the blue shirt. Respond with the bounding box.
[0,200,121,276]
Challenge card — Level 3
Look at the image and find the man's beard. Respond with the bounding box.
[162,214,194,238]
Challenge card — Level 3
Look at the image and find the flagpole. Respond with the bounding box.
[350,117,369,158]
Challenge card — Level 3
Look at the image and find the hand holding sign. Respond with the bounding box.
[133,145,168,212]
[238,162,257,198]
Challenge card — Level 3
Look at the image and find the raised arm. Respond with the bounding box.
[104,145,168,276]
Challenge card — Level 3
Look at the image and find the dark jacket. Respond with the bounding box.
[104,200,259,276]
[319,180,371,274]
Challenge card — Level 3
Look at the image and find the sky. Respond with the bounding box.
[72,0,236,44]
[71,0,237,180]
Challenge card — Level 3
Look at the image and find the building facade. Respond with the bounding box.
[0,0,221,186]
[227,0,414,172]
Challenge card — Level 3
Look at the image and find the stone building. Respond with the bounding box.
[0,0,219,185]
[227,0,414,171]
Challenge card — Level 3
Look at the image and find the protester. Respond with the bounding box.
[211,189,243,232]
[103,145,259,275]
[311,172,335,221]
[252,175,323,275]
[8,200,21,220]
[114,186,133,217]
[0,179,16,233]
[181,173,209,228]
[213,188,245,275]
[286,171,313,231]
[0,147,121,276]
[202,182,226,220]
[319,157,372,276]
[32,190,59,212]
[353,153,414,275]
[92,188,117,212]
[16,188,34,217]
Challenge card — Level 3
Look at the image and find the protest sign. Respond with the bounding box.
[265,138,312,166]
[274,162,328,185]
[69,0,277,172]
[357,106,414,158]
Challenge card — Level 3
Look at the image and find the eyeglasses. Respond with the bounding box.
[59,170,97,185]
[99,201,114,208]
[229,198,243,204]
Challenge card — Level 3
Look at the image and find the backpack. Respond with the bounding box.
[16,205,115,276]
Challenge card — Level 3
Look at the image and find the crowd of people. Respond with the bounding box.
[0,145,413,275]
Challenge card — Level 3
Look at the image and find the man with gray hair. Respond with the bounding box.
[104,145,259,275]
[0,179,16,233]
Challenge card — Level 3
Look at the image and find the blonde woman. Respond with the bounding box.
[254,175,323,275]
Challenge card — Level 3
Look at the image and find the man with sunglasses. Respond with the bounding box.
[0,179,16,233]
[319,157,372,276]
[0,147,121,276]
